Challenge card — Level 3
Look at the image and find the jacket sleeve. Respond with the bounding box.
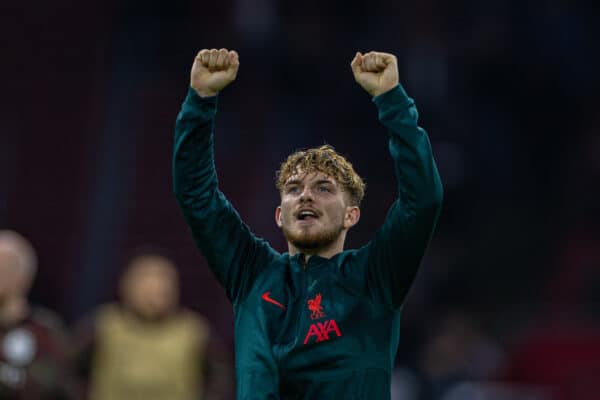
[173,87,278,305]
[359,84,443,310]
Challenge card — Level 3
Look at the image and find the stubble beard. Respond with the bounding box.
[282,220,344,252]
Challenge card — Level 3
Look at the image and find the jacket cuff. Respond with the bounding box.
[372,84,411,108]
[182,86,218,118]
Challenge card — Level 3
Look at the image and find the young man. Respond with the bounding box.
[173,48,443,399]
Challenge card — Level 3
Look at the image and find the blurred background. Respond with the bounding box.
[1,0,599,398]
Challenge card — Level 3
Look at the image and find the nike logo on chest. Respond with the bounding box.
[261,292,286,310]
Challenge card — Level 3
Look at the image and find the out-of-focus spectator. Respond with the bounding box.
[503,229,600,400]
[73,252,232,400]
[0,230,78,399]
[393,310,505,400]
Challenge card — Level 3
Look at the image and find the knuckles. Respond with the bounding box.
[195,48,235,70]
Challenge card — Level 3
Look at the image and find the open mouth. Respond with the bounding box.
[297,209,319,221]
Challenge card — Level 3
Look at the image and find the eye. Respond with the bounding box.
[286,186,300,194]
[318,186,331,193]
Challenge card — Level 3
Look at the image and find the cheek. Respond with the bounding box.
[285,211,297,226]
[278,206,291,225]
[322,205,343,224]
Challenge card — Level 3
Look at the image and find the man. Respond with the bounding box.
[0,230,78,399]
[73,251,232,400]
[173,48,443,399]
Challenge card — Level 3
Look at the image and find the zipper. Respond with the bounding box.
[294,259,308,344]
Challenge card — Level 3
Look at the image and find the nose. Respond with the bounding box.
[299,186,314,202]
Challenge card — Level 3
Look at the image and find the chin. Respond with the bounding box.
[283,225,343,251]
[291,236,329,250]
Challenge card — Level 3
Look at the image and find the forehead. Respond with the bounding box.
[127,257,175,278]
[284,170,337,185]
[0,247,22,272]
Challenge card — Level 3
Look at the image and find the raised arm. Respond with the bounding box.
[173,49,277,304]
[351,51,443,310]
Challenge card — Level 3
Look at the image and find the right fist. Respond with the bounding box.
[191,48,239,97]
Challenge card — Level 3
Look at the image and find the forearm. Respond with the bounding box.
[172,88,233,288]
[374,84,443,214]
[172,88,276,303]
[364,84,443,309]
[173,89,234,258]
[173,87,218,208]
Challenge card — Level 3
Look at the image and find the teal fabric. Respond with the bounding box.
[173,84,443,399]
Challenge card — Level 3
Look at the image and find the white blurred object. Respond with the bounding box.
[2,328,36,366]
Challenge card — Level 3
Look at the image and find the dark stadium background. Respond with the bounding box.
[2,0,599,398]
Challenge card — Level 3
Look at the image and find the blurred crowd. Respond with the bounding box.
[2,0,599,399]
[0,231,233,399]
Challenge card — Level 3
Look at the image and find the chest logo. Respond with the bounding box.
[307,293,325,320]
[303,293,342,345]
[261,292,286,310]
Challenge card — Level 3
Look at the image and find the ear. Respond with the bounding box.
[343,206,360,229]
[275,206,282,227]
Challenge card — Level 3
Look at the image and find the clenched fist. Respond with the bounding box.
[351,51,399,97]
[191,48,239,98]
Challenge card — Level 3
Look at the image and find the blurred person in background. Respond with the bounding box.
[73,251,232,400]
[173,48,442,399]
[502,227,600,400]
[392,310,506,400]
[0,230,78,399]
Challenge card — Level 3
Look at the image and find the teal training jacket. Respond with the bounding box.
[173,84,443,399]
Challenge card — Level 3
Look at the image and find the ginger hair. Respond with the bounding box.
[276,145,366,206]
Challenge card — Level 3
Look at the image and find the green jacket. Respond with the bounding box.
[173,84,443,399]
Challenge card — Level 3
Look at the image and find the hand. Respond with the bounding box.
[350,51,399,97]
[191,48,239,97]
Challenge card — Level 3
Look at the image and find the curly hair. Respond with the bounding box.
[275,145,366,206]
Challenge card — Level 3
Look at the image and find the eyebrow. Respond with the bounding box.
[284,179,301,187]
[284,179,335,187]
[314,179,334,186]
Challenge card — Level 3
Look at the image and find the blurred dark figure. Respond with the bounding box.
[0,230,78,399]
[73,252,232,400]
[504,229,600,400]
[392,311,505,400]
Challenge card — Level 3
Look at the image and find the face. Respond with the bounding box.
[120,256,179,319]
[0,249,27,302]
[276,171,359,252]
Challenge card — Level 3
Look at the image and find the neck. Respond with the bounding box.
[0,297,30,327]
[288,231,347,262]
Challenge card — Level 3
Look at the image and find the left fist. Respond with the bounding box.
[351,51,399,97]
